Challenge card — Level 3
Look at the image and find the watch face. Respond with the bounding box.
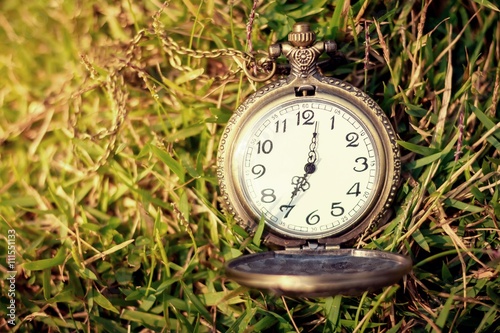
[219,82,398,241]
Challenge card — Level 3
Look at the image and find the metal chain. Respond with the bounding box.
[157,30,253,61]
[151,2,275,82]
[72,1,277,173]
[152,26,249,81]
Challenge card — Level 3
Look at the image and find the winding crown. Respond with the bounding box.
[288,23,316,48]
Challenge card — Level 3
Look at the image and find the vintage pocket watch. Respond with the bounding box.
[217,23,412,297]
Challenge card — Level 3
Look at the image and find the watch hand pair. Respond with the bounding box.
[288,121,319,203]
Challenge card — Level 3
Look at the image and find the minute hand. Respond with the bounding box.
[304,121,319,174]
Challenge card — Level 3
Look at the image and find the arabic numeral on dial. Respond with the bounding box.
[261,189,276,203]
[275,119,287,133]
[296,110,315,125]
[257,140,273,154]
[330,202,344,217]
[279,205,295,218]
[306,210,320,225]
[346,132,359,147]
[347,182,361,196]
[252,164,266,179]
[331,115,335,130]
[353,157,368,172]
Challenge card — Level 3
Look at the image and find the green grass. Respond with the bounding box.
[1,0,499,332]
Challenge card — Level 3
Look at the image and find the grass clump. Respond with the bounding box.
[0,0,499,332]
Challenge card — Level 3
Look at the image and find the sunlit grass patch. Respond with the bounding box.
[0,0,499,332]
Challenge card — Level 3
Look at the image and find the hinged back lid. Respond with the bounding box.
[225,248,412,297]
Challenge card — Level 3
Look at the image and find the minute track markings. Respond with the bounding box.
[237,98,381,237]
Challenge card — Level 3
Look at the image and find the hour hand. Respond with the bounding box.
[292,176,310,192]
[289,175,310,200]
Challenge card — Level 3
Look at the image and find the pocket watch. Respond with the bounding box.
[217,23,412,297]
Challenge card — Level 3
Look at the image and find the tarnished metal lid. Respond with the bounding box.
[225,248,412,297]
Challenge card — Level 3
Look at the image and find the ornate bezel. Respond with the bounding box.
[217,75,400,247]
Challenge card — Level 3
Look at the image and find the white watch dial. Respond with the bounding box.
[233,97,383,239]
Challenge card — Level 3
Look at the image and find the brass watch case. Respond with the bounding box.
[217,75,401,247]
[216,23,411,297]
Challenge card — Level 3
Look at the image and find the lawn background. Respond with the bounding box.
[1,0,499,332]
